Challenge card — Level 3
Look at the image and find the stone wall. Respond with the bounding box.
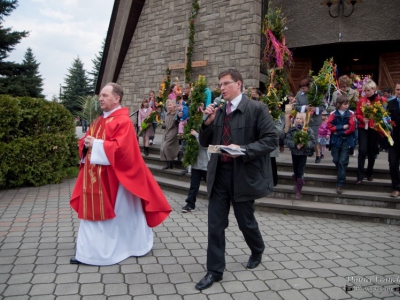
[117,0,262,111]
[273,0,400,49]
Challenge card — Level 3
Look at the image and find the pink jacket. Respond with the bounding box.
[318,121,331,137]
[138,108,153,124]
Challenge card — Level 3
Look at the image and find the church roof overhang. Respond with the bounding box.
[95,0,146,94]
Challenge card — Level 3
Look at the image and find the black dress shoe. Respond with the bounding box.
[70,257,81,264]
[162,164,170,170]
[246,255,262,269]
[195,273,222,290]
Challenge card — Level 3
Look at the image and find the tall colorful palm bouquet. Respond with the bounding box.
[307,58,338,108]
[261,1,292,119]
[361,98,394,145]
[156,68,171,108]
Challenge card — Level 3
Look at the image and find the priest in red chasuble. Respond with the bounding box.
[70,82,172,266]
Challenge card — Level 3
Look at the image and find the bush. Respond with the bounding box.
[0,95,78,189]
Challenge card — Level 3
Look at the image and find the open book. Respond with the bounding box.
[208,145,246,156]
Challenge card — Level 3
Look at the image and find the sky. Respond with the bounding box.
[4,0,114,100]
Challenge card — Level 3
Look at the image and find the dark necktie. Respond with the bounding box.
[226,101,232,114]
[221,102,233,162]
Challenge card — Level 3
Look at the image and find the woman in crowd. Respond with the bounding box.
[355,79,387,184]
[160,99,179,170]
[329,75,359,112]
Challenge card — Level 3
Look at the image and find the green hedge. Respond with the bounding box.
[0,95,78,189]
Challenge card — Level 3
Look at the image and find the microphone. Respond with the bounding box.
[203,97,224,122]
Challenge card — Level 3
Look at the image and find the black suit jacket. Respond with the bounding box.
[199,94,278,202]
[388,98,400,148]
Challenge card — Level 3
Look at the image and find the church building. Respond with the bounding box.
[96,0,400,110]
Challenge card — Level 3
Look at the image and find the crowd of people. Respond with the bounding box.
[244,77,399,199]
[141,75,399,200]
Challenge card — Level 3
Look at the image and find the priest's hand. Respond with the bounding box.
[84,136,95,148]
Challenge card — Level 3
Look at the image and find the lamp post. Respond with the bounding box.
[320,0,361,18]
[59,84,62,102]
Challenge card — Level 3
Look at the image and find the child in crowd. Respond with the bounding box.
[168,84,177,100]
[317,110,331,160]
[176,95,189,140]
[251,88,262,100]
[181,129,210,213]
[327,95,356,194]
[283,93,296,135]
[182,84,191,104]
[138,98,154,156]
[148,90,157,145]
[284,112,316,199]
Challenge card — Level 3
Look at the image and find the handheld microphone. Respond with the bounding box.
[203,97,224,122]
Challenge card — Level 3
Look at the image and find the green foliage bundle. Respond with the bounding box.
[293,130,310,147]
[307,58,336,107]
[185,0,200,84]
[182,75,207,167]
[0,95,78,189]
[260,88,283,120]
[76,95,101,125]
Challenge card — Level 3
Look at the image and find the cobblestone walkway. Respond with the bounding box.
[0,178,399,299]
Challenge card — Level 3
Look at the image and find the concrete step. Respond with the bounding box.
[147,162,192,183]
[277,160,391,180]
[255,198,400,225]
[278,171,392,193]
[151,174,400,224]
[271,184,400,209]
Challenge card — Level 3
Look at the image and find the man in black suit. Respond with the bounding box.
[388,82,400,198]
[195,69,278,290]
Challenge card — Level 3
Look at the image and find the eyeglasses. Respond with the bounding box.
[217,81,236,89]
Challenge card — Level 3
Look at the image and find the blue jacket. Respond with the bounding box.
[327,110,356,148]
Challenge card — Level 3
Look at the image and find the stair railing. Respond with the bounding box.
[130,110,139,140]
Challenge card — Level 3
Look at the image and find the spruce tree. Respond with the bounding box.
[61,57,91,116]
[19,48,44,98]
[88,38,105,94]
[0,0,29,94]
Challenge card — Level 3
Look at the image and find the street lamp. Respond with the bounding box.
[320,0,361,18]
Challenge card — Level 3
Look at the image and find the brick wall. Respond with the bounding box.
[117,0,262,110]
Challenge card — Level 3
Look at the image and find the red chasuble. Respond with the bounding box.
[70,107,172,227]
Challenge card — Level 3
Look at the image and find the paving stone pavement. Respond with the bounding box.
[0,177,400,300]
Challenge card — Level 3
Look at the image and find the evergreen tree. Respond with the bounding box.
[61,57,91,116]
[88,38,105,94]
[20,48,44,97]
[0,0,29,94]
